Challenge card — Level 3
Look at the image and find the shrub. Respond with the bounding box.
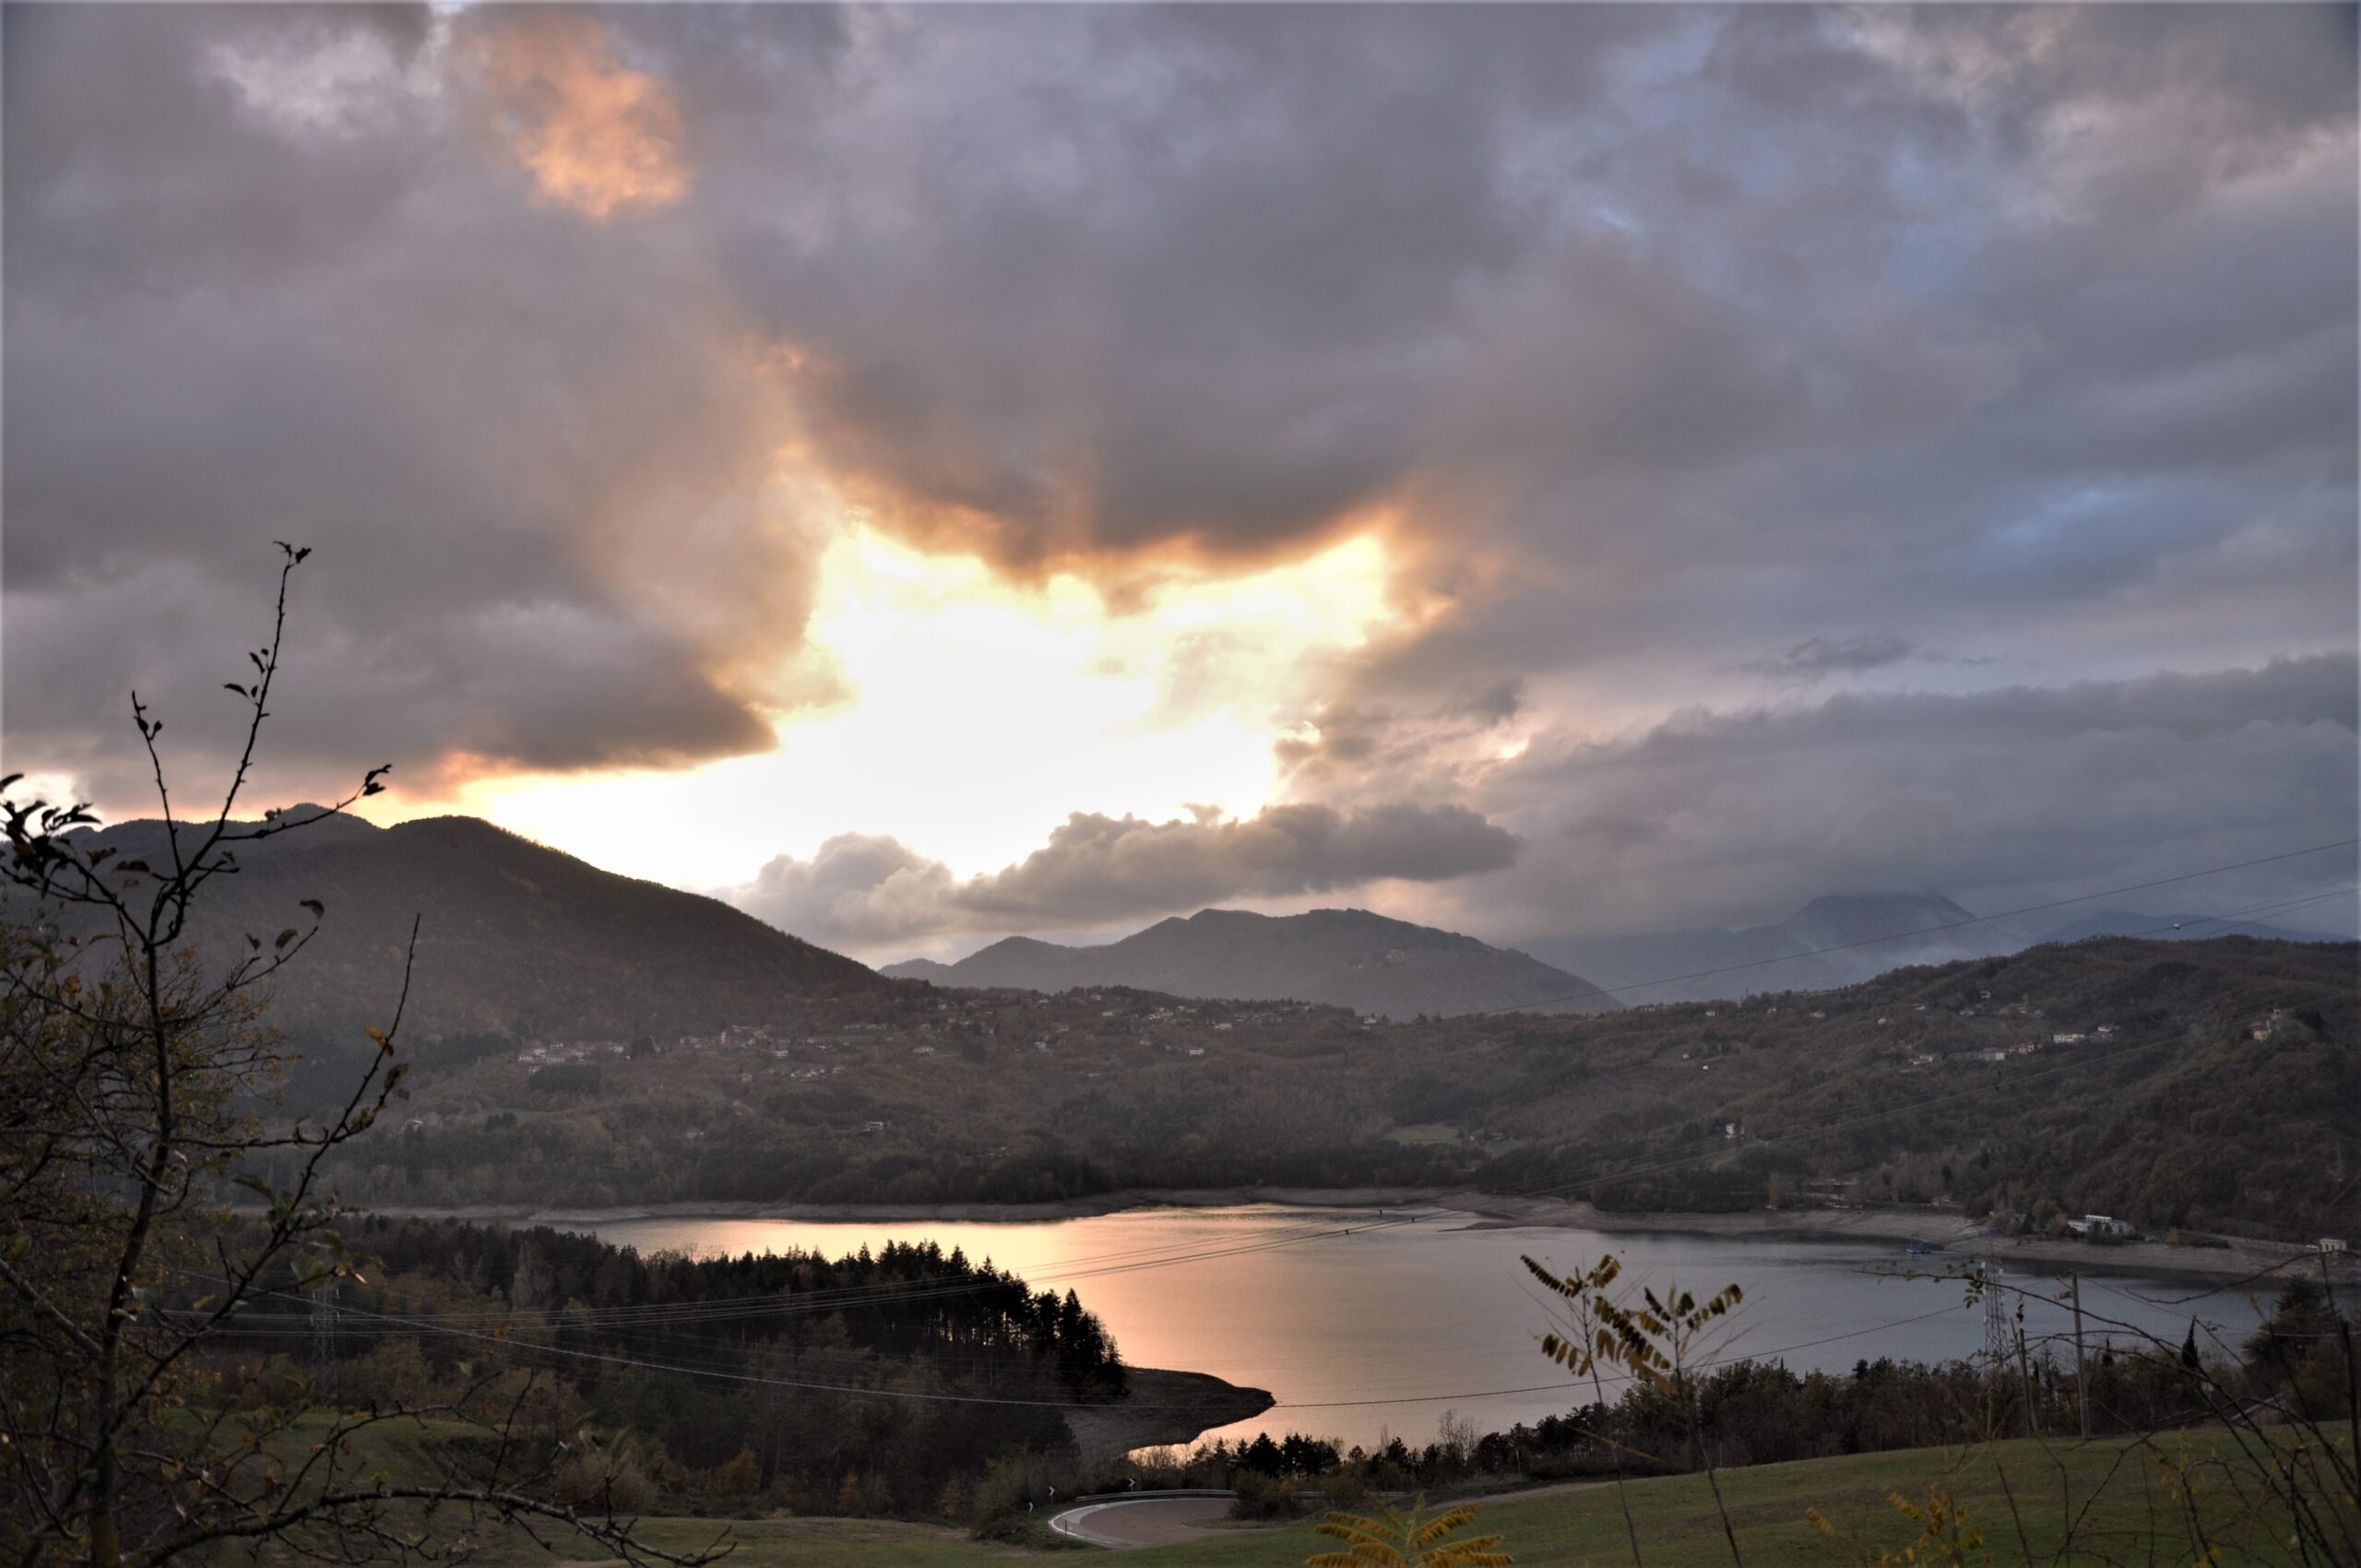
[553,1431,656,1514]
[1228,1468,1302,1520]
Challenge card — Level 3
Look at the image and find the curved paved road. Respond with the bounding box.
[1048,1495,1242,1548]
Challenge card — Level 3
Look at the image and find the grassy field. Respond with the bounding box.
[462,1515,1041,1568]
[418,1427,2343,1567]
[1110,1433,2325,1567]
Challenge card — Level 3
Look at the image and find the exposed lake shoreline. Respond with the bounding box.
[1063,1368,1275,1464]
[367,1186,2344,1289]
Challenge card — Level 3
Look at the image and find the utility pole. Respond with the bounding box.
[2070,1271,2091,1439]
[311,1280,338,1396]
[1981,1261,2012,1439]
[2319,1247,2359,1496]
[2014,1306,2040,1440]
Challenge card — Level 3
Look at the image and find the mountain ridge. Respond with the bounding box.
[53,810,884,1047]
[882,906,1616,1019]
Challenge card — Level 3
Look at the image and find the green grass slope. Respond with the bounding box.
[405,1428,2343,1567]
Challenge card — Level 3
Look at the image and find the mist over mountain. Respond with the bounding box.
[55,811,883,1048]
[1524,889,2353,1004]
[1520,893,2014,1004]
[883,907,1616,1019]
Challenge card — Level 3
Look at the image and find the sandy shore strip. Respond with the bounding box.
[1459,1194,2352,1289]
[367,1187,2351,1288]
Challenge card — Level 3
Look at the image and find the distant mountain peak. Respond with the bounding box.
[973,933,1074,955]
[1514,888,2000,1004]
[880,907,1614,1018]
[1787,890,1975,923]
[64,811,881,1043]
[1783,891,1982,946]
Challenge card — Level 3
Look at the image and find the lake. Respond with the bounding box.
[559,1206,2271,1449]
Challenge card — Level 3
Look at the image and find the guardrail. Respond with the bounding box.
[1054,1487,1239,1504]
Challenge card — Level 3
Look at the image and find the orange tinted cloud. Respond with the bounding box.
[463,11,687,219]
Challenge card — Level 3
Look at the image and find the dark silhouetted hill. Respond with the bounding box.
[882,907,1616,1018]
[59,811,883,1048]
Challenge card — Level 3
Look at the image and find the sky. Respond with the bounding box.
[6,4,2356,962]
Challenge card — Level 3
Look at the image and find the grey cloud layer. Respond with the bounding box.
[1458,655,2360,940]
[1741,635,1918,683]
[6,5,823,801]
[734,802,1520,947]
[742,654,2355,954]
[6,5,2352,942]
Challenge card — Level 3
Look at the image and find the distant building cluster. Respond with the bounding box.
[513,1039,625,1065]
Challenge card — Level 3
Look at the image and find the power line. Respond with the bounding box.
[197,1273,1985,1418]
[2082,1253,2336,1309]
[1264,1302,1975,1410]
[191,960,2346,1420]
[239,852,2352,1363]
[326,880,2355,1334]
[319,962,2353,1350]
[386,858,2351,1331]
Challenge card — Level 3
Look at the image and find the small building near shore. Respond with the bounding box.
[2067,1214,2132,1238]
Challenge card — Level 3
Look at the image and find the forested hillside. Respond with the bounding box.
[333,935,2358,1241]
[201,1220,1121,1517]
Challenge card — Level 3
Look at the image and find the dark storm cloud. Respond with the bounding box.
[734,802,1521,946]
[1301,4,2354,721]
[5,4,824,803]
[707,5,1678,564]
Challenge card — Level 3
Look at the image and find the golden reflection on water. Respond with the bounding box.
[571,1206,2262,1449]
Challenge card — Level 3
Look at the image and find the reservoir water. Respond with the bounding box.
[560,1206,2271,1449]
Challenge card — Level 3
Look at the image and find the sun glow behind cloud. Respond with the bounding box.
[441,525,1418,894]
[461,11,689,219]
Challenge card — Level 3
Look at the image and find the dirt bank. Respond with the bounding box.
[1063,1367,1275,1465]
